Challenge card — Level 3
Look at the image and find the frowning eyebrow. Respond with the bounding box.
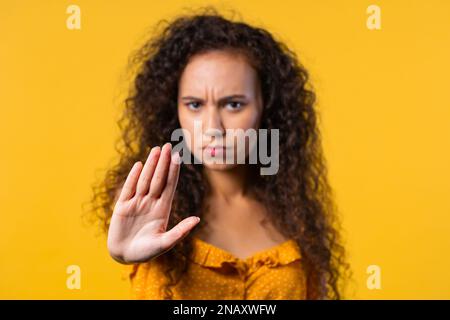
[180,94,248,103]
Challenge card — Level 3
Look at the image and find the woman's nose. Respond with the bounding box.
[203,105,225,139]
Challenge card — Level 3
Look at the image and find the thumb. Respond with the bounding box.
[160,216,201,249]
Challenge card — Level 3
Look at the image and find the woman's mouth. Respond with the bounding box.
[204,146,228,157]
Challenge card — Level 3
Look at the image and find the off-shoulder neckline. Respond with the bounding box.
[190,235,299,262]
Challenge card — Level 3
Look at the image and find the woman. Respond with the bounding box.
[90,8,349,300]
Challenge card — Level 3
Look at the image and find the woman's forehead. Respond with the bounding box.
[179,50,259,96]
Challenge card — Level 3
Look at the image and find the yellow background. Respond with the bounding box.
[1,0,449,299]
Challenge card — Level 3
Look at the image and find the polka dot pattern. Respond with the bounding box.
[121,236,307,300]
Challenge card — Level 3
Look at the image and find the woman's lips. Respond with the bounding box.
[204,146,229,157]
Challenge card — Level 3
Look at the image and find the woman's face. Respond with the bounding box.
[177,50,263,170]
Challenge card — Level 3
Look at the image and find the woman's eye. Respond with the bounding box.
[186,102,201,110]
[225,101,244,110]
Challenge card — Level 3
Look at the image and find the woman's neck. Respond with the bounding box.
[202,165,251,203]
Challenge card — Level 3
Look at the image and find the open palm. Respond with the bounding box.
[107,143,200,264]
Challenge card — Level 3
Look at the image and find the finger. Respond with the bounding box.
[118,161,143,201]
[160,151,181,203]
[148,143,172,198]
[160,216,201,249]
[136,146,161,195]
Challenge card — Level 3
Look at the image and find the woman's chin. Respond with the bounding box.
[202,160,238,171]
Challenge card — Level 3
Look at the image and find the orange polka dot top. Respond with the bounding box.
[122,236,307,299]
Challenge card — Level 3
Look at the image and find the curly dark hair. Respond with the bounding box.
[87,7,350,299]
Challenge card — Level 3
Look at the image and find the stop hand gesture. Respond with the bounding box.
[107,143,201,264]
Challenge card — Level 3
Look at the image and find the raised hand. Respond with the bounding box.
[107,143,200,264]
